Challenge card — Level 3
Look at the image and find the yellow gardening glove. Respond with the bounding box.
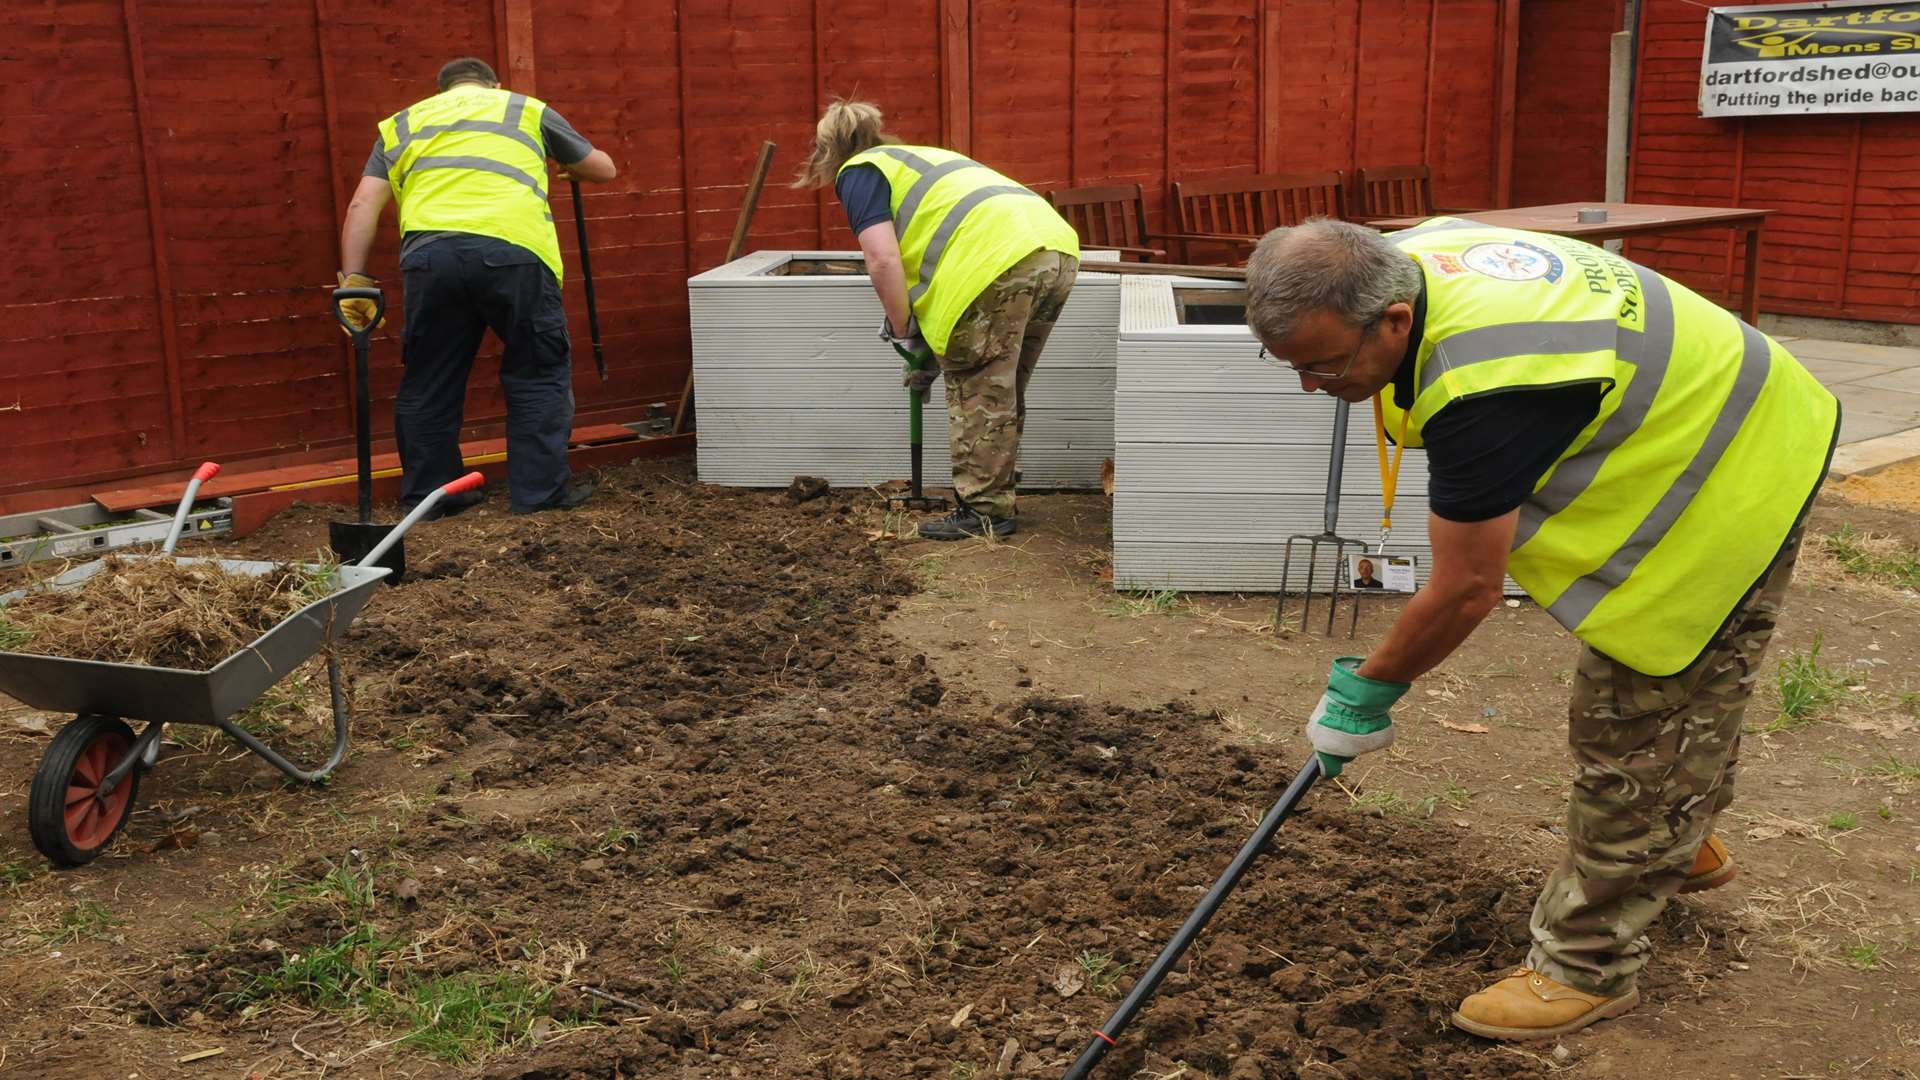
[335,271,386,335]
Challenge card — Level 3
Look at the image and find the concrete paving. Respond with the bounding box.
[1780,336,1920,451]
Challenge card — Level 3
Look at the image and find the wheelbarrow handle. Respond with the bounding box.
[330,286,386,345]
[355,471,485,569]
[162,461,222,555]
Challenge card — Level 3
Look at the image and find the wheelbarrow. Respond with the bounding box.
[0,464,485,867]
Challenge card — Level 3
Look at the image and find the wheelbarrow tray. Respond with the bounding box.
[0,555,390,727]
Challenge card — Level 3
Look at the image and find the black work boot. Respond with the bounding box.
[512,480,596,516]
[917,507,1015,541]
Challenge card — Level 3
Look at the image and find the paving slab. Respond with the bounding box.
[1853,366,1920,396]
[1785,338,1920,368]
[1796,354,1895,386]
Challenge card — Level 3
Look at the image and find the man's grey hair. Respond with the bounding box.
[1244,218,1424,344]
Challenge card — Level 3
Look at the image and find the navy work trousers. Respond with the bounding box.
[395,233,574,512]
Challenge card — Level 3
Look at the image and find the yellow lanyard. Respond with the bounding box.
[1371,393,1410,546]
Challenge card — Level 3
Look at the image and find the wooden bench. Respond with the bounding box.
[1351,164,1473,222]
[1047,184,1166,262]
[1169,171,1347,262]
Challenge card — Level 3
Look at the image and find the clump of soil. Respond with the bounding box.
[0,553,335,668]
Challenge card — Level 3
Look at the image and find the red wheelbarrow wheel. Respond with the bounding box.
[28,715,141,867]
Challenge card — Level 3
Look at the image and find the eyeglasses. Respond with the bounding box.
[1258,318,1379,380]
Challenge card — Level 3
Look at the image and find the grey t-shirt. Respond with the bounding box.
[364,105,595,258]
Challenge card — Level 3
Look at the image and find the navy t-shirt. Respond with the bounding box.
[835,164,894,235]
[1391,287,1604,523]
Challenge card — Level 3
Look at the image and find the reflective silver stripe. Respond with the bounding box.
[402,155,549,201]
[1419,319,1621,394]
[1546,319,1772,630]
[870,145,943,172]
[907,185,1044,302]
[1387,217,1483,245]
[896,160,985,238]
[1513,266,1675,550]
[390,95,541,160]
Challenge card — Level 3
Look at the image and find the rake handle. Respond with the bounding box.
[1062,756,1323,1079]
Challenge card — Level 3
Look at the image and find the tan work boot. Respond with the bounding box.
[1678,834,1736,894]
[1452,968,1639,1041]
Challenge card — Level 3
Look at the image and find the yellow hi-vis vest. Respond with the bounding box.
[378,86,564,283]
[1379,218,1838,676]
[838,145,1080,355]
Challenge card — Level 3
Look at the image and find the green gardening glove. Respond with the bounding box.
[1306,657,1411,779]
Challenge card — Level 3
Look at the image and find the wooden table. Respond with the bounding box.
[1368,202,1772,325]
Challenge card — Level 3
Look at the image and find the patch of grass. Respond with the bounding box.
[1766,634,1850,731]
[267,860,376,917]
[0,861,35,894]
[1842,940,1883,971]
[784,955,821,1004]
[1077,951,1130,998]
[227,924,395,1012]
[593,825,643,855]
[1879,804,1895,822]
[1823,525,1920,590]
[38,901,123,946]
[1827,811,1860,831]
[399,971,555,1063]
[227,928,568,1064]
[662,955,687,982]
[0,614,32,651]
[1356,782,1471,820]
[510,834,564,861]
[1873,755,1920,782]
[1102,588,1183,618]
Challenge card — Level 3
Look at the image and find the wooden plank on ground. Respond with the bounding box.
[227,433,693,536]
[93,424,640,511]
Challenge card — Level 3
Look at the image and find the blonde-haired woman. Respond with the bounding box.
[796,100,1080,540]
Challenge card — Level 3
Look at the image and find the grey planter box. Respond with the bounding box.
[688,250,1129,490]
[1111,277,1440,593]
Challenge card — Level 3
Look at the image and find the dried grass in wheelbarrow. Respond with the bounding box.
[0,554,337,670]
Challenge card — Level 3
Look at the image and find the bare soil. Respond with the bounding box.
[1,459,1916,1079]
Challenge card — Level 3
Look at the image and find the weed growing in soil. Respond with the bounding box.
[593,825,643,855]
[1104,588,1183,618]
[231,924,396,1011]
[1827,811,1860,831]
[1769,634,1850,730]
[38,901,122,946]
[512,834,564,861]
[1077,950,1128,998]
[0,615,31,651]
[1824,525,1920,589]
[1874,755,1920,783]
[1843,940,1883,970]
[0,862,34,895]
[266,859,376,917]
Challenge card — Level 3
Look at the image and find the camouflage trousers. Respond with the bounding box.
[939,249,1079,518]
[1527,526,1805,996]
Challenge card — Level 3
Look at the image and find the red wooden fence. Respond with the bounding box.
[1628,0,1920,324]
[4,0,1609,500]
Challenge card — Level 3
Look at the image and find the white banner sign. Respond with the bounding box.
[1701,2,1920,116]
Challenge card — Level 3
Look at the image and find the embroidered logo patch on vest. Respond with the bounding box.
[1461,241,1564,284]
